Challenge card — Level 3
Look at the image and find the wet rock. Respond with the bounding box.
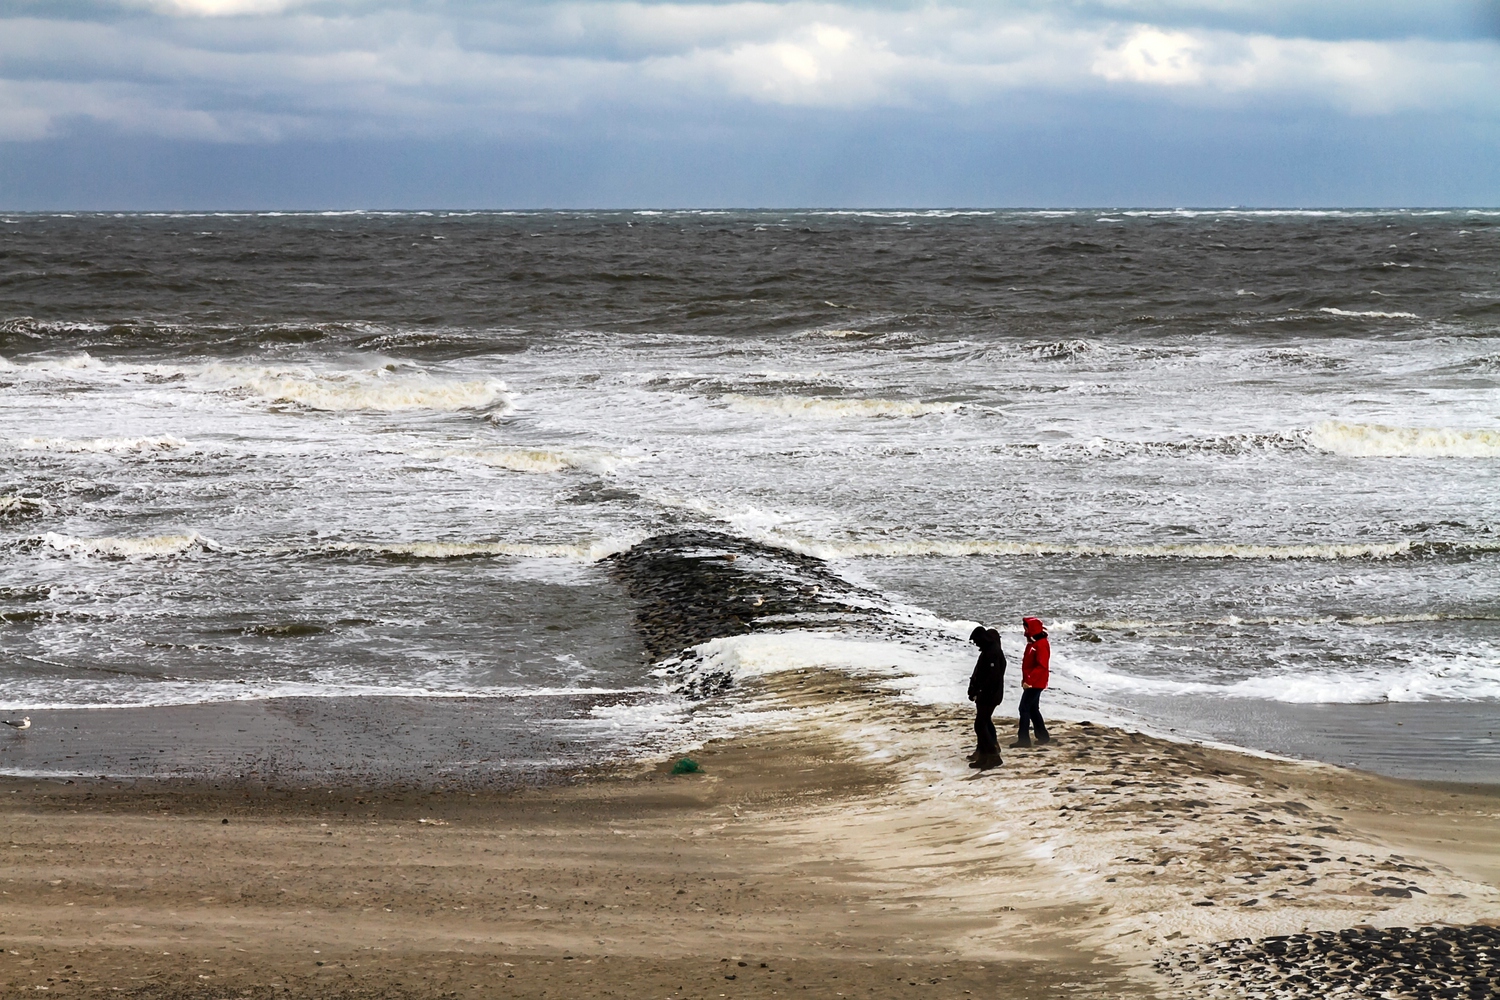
[606,530,890,659]
[1157,923,1500,999]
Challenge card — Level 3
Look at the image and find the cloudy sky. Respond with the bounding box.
[2,1,1499,207]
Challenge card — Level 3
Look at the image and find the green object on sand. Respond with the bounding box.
[670,758,700,775]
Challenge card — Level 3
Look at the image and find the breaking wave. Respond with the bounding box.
[0,495,51,519]
[724,394,961,419]
[319,537,638,561]
[10,435,190,454]
[1062,422,1499,460]
[1028,338,1096,360]
[200,365,512,415]
[1065,648,1500,704]
[1307,421,1500,458]
[417,446,629,475]
[1054,612,1500,632]
[1318,308,1421,320]
[776,535,1498,561]
[29,531,220,559]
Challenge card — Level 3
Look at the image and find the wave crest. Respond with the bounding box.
[11,435,190,454]
[420,446,628,475]
[1318,307,1420,320]
[34,531,220,559]
[201,365,512,415]
[778,536,1497,561]
[321,537,637,561]
[0,495,51,520]
[1308,421,1500,458]
[724,393,960,419]
[1065,649,1500,704]
[1061,423,1499,460]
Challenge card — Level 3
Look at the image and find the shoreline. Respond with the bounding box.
[2,669,1497,998]
[2,691,1497,792]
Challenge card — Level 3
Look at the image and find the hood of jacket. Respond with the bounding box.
[1023,616,1046,639]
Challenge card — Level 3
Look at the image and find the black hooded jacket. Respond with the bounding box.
[967,629,1006,701]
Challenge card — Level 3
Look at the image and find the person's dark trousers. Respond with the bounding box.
[1018,688,1048,742]
[974,694,1001,754]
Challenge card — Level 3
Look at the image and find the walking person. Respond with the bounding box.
[966,625,1005,769]
[1011,616,1051,748]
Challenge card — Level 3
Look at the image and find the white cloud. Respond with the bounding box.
[1093,27,1205,85]
[139,0,309,15]
[0,2,1495,141]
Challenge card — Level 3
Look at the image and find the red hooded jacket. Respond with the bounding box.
[1021,617,1050,690]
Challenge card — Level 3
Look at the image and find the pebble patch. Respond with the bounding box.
[1157,923,1499,998]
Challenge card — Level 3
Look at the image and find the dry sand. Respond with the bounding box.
[2,669,1497,999]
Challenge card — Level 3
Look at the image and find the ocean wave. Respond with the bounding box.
[1070,431,1305,458]
[775,535,1498,561]
[199,364,512,415]
[809,328,876,339]
[319,537,637,561]
[1047,423,1498,460]
[31,531,220,559]
[0,352,105,371]
[10,435,190,454]
[1028,338,1096,360]
[723,393,961,419]
[1309,421,1500,458]
[418,446,629,475]
[1056,612,1498,632]
[1064,649,1500,704]
[1318,307,1421,319]
[0,680,660,712]
[0,495,51,519]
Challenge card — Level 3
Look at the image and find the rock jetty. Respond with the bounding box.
[604,530,903,696]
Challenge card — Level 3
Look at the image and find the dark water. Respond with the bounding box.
[2,209,1497,781]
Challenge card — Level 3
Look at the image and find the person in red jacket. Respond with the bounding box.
[1011,616,1051,748]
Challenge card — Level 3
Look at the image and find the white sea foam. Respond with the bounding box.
[1318,308,1421,319]
[1063,647,1500,704]
[199,364,512,415]
[10,435,190,454]
[667,629,972,708]
[773,535,1446,561]
[322,536,638,561]
[0,495,51,518]
[39,531,220,559]
[1054,612,1493,632]
[723,393,960,419]
[1308,421,1500,458]
[419,446,629,475]
[0,680,659,713]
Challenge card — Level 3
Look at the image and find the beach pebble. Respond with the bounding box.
[1157,923,1498,998]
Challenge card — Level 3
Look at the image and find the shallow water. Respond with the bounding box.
[1,210,1496,779]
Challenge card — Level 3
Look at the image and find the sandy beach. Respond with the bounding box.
[2,668,1496,999]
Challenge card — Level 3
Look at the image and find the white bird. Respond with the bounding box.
[2,716,30,730]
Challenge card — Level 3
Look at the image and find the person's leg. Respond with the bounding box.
[981,698,999,753]
[1013,689,1037,746]
[973,700,993,754]
[1031,690,1050,743]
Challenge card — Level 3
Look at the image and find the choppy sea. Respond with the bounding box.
[2,209,1497,781]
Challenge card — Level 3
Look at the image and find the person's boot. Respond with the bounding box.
[968,752,1002,770]
[1008,736,1032,749]
[1035,733,1051,746]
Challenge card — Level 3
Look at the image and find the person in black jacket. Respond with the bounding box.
[966,625,1005,769]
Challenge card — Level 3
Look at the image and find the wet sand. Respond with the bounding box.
[1,671,1498,999]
